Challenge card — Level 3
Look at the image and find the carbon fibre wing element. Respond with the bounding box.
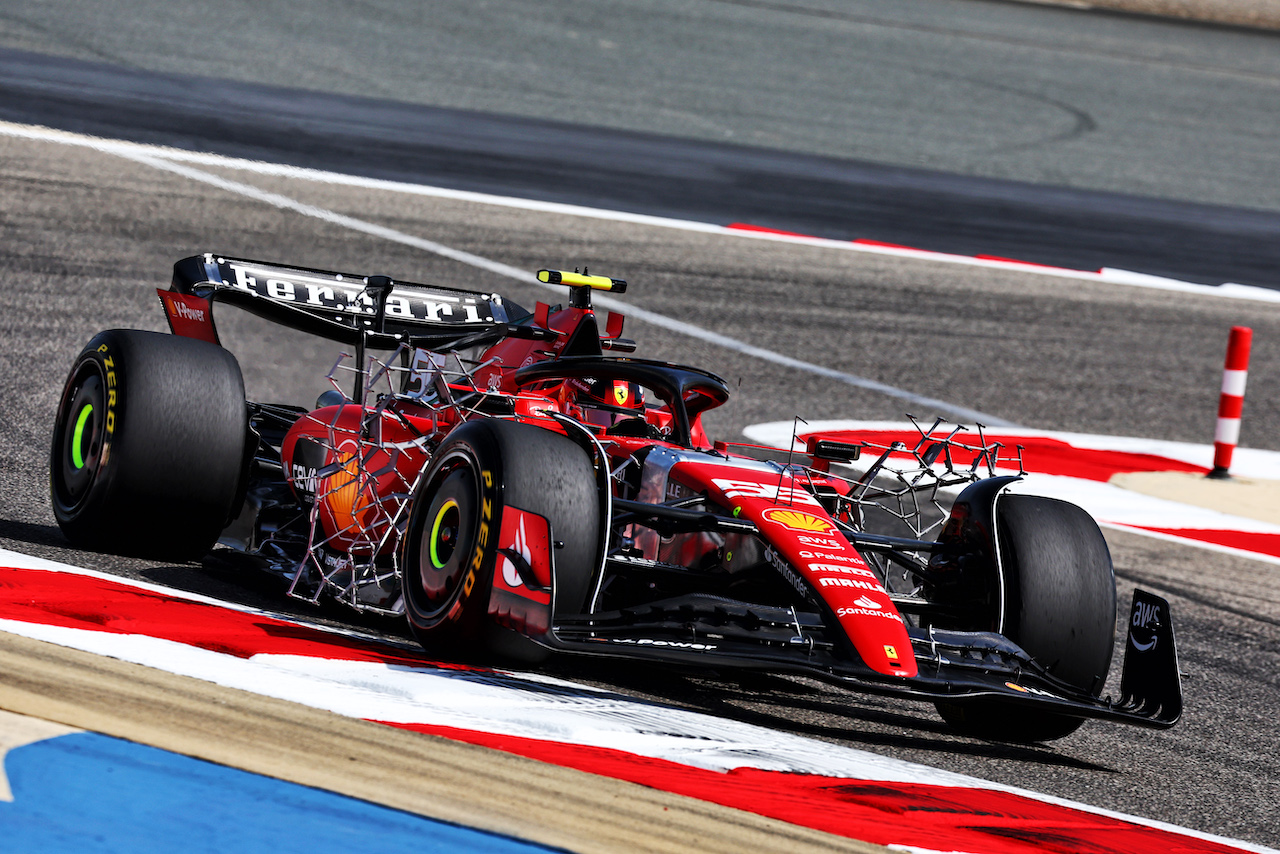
[170,253,516,349]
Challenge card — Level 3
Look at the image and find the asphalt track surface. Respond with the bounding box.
[3,1,1280,287]
[3,127,1280,848]
[2,0,1280,849]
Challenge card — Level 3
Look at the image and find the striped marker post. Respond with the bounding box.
[1208,326,1252,479]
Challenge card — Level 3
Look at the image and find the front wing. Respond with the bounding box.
[544,588,1182,730]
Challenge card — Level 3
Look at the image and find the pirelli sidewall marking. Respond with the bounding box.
[96,343,118,466]
[452,467,497,622]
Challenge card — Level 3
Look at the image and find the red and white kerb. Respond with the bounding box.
[1210,326,1252,478]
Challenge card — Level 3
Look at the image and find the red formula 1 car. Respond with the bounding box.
[50,254,1182,742]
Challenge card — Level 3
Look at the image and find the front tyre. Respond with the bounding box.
[936,495,1116,742]
[50,329,248,559]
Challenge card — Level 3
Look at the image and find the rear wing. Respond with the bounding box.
[164,253,519,349]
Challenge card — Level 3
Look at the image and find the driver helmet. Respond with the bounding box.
[564,377,644,428]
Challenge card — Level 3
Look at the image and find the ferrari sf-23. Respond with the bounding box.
[50,254,1182,742]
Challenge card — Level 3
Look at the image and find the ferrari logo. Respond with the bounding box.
[884,645,899,661]
[614,382,630,406]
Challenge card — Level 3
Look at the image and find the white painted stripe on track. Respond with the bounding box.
[748,419,1280,479]
[0,120,1011,426]
[745,419,1280,565]
[0,542,426,649]
[5,121,1275,303]
[1101,522,1280,568]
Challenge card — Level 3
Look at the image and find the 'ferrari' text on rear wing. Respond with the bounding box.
[167,253,517,349]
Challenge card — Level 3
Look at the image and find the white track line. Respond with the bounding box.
[745,419,1280,566]
[5,120,1276,302]
[0,120,1013,425]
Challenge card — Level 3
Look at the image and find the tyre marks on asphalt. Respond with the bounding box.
[2,115,1269,854]
[0,549,1271,854]
[8,117,1280,442]
[0,120,1009,427]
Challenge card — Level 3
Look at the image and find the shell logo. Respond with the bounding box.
[761,507,837,535]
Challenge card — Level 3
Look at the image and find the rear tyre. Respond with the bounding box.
[936,495,1116,742]
[402,419,600,662]
[50,329,248,559]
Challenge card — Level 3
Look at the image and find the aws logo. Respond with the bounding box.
[1130,599,1162,652]
[761,507,837,535]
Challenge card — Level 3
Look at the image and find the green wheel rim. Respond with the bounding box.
[71,404,94,469]
[429,498,460,569]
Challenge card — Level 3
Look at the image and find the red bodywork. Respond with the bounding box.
[675,460,915,678]
[167,287,915,680]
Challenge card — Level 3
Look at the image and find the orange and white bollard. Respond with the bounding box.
[1208,326,1252,479]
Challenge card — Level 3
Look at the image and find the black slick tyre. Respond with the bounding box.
[402,419,600,662]
[936,494,1116,742]
[50,329,248,559]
